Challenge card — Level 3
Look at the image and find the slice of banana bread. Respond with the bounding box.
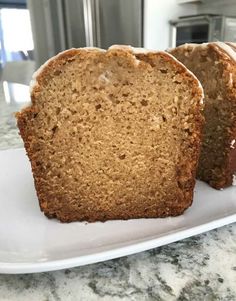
[16,46,204,222]
[170,42,236,189]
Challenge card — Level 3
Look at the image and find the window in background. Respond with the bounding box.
[0,8,34,65]
[0,1,34,103]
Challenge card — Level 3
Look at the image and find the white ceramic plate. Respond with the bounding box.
[0,148,236,274]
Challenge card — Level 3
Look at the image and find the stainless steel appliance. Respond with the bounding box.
[170,14,236,48]
[28,0,143,67]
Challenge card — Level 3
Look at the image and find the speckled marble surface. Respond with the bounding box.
[0,83,236,301]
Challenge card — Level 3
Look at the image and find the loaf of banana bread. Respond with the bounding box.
[16,46,204,222]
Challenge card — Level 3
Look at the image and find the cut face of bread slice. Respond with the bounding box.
[16,46,203,222]
[170,42,236,189]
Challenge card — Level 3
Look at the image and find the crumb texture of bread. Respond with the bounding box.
[17,46,204,222]
[170,42,236,189]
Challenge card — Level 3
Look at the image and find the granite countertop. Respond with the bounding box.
[0,84,236,301]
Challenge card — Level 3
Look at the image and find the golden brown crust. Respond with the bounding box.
[17,46,204,222]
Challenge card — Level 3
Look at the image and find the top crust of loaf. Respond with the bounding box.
[30,45,203,99]
[169,42,236,65]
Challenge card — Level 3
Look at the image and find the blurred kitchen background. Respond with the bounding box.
[1,0,236,149]
[2,0,236,102]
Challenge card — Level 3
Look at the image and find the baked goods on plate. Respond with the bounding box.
[16,46,204,222]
